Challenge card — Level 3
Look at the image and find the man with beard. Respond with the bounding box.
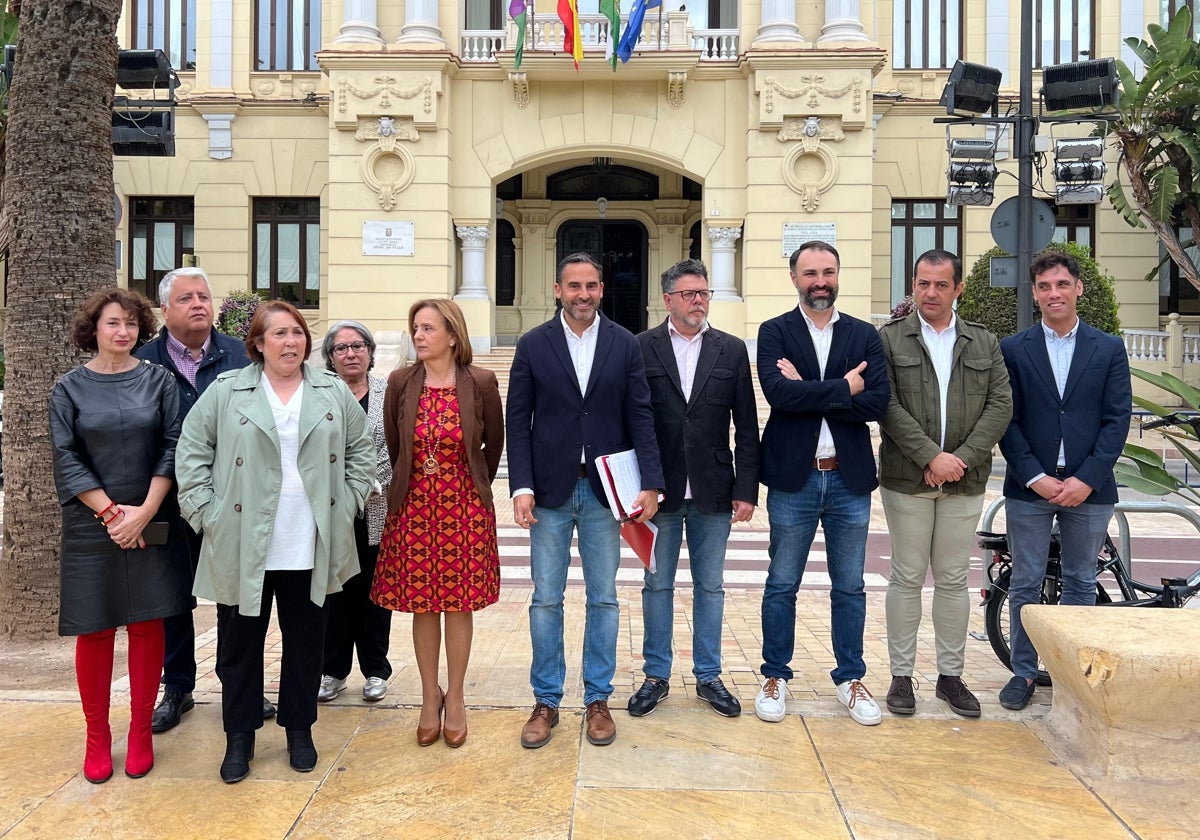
[628,259,759,719]
[753,241,890,726]
[507,252,664,749]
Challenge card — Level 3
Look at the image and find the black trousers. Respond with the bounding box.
[216,570,327,733]
[322,525,393,681]
[162,528,202,692]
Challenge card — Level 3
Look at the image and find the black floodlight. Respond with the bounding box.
[938,60,1003,116]
[113,49,177,156]
[1053,136,1107,204]
[1042,58,1119,112]
[1,44,13,90]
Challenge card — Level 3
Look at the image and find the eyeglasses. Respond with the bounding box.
[331,341,368,356]
[666,289,713,303]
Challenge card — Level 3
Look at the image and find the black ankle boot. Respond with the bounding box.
[220,731,255,784]
[286,728,317,772]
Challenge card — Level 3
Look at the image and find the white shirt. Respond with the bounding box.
[260,375,316,571]
[668,318,709,499]
[1043,318,1079,469]
[512,311,602,499]
[917,312,957,450]
[799,305,840,459]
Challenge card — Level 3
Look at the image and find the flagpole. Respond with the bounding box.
[530,0,537,53]
[657,2,663,50]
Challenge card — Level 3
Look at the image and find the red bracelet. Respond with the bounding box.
[94,501,117,521]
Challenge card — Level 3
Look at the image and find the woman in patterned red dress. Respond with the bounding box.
[372,299,503,748]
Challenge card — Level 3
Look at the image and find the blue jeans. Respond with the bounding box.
[761,472,871,685]
[528,478,621,707]
[641,502,732,683]
[1006,497,1113,680]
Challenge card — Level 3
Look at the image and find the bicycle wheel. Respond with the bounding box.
[983,570,1053,687]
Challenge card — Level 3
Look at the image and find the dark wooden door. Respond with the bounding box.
[556,221,648,333]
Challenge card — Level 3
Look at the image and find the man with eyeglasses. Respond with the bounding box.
[628,259,759,719]
[135,267,278,732]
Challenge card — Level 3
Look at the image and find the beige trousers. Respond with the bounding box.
[880,487,985,677]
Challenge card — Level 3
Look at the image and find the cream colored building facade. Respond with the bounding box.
[114,0,1180,353]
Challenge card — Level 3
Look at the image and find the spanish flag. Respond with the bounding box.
[558,0,584,69]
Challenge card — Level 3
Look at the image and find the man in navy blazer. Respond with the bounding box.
[628,259,759,720]
[997,250,1131,710]
[507,252,664,750]
[755,241,890,727]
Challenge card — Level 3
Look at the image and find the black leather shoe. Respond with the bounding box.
[151,689,195,733]
[936,675,981,718]
[627,677,670,717]
[286,728,318,772]
[696,678,742,717]
[262,696,277,720]
[219,732,255,784]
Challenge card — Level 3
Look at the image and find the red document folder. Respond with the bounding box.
[596,450,659,572]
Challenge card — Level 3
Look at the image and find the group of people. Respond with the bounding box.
[50,238,1131,783]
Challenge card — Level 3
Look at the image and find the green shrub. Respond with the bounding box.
[957,241,1121,338]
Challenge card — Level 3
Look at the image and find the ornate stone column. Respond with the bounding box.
[818,0,869,43]
[707,226,742,302]
[754,0,804,45]
[454,224,491,300]
[335,0,384,45]
[397,0,446,46]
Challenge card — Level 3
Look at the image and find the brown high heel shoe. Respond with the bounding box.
[416,690,444,747]
[443,699,468,749]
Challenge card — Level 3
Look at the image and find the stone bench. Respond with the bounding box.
[1022,604,1200,781]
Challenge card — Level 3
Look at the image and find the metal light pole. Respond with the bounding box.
[1015,0,1036,331]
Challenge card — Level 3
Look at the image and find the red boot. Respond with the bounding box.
[75,629,117,784]
[125,620,164,778]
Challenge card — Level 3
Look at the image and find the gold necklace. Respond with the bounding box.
[420,369,456,475]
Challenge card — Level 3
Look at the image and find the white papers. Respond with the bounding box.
[595,449,645,519]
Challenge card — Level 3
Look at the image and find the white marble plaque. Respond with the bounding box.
[782,222,837,258]
[362,221,415,256]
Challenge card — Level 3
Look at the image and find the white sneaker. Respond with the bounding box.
[317,675,347,702]
[362,676,388,701]
[837,679,882,726]
[754,677,788,722]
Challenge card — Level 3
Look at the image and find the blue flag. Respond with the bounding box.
[616,0,662,64]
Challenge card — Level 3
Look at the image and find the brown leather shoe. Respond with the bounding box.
[520,703,559,749]
[585,700,617,746]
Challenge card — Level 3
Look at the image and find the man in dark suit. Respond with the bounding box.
[997,250,1131,710]
[755,241,890,726]
[133,267,275,732]
[628,259,759,719]
[507,252,664,749]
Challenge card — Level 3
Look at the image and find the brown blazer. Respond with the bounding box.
[383,362,504,512]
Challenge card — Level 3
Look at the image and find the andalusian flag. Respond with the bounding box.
[601,0,621,71]
[558,0,584,69]
[510,0,528,69]
[617,0,662,64]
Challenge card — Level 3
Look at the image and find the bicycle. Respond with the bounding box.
[977,527,1200,686]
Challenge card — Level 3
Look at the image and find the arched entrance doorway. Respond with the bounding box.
[557,220,649,333]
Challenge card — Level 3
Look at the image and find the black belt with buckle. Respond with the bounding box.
[578,463,588,478]
[1054,466,1068,478]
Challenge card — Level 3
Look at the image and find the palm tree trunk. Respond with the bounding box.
[0,0,121,639]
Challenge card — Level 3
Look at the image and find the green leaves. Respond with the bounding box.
[1119,364,1200,505]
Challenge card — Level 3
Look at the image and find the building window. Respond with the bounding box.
[130,0,197,70]
[893,0,961,69]
[465,0,503,29]
[253,198,320,308]
[1162,0,1194,33]
[1036,0,1094,66]
[689,221,702,262]
[1160,226,1200,315]
[496,220,516,307]
[256,0,321,71]
[129,197,195,304]
[890,200,961,305]
[1049,203,1095,251]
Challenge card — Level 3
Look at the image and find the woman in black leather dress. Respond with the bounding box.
[49,288,191,783]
